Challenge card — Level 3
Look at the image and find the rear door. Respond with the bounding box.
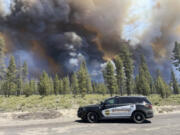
[102,97,136,118]
[111,97,136,117]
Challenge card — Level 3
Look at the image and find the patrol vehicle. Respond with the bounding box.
[78,96,153,124]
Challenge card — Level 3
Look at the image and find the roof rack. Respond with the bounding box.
[113,95,146,98]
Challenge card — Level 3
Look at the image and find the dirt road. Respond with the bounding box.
[0,113,180,135]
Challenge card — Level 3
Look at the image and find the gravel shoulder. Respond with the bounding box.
[0,105,180,127]
[0,110,180,135]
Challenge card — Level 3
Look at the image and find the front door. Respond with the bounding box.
[102,98,116,118]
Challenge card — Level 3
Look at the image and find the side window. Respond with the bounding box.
[105,98,115,105]
[118,97,133,104]
[132,98,143,103]
[133,98,151,104]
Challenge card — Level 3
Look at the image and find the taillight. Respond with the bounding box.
[145,104,152,109]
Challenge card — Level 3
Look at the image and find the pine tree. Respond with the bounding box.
[96,83,107,95]
[38,71,50,96]
[164,83,172,98]
[170,70,179,94]
[135,75,140,94]
[79,61,93,94]
[155,70,171,98]
[0,36,6,80]
[22,61,28,82]
[16,77,23,96]
[49,77,54,95]
[141,55,154,93]
[0,81,3,95]
[92,81,97,94]
[71,72,79,96]
[7,56,17,81]
[78,61,88,97]
[136,67,150,95]
[29,79,37,94]
[87,76,93,94]
[103,61,117,96]
[136,55,152,95]
[114,56,125,95]
[9,82,17,96]
[172,41,180,71]
[155,76,166,98]
[5,56,17,96]
[54,74,59,95]
[58,79,64,94]
[63,77,71,94]
[119,45,134,95]
[1,81,8,96]
[16,61,22,96]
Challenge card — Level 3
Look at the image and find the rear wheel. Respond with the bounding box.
[133,112,145,124]
[87,112,98,123]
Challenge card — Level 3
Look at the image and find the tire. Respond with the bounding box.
[133,112,145,124]
[87,112,98,123]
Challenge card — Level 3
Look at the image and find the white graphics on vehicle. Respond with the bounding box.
[102,104,136,118]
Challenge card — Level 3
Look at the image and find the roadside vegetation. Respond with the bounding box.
[0,95,108,112]
[0,94,180,112]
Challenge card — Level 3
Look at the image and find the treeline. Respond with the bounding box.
[0,55,107,97]
[103,44,180,98]
[0,36,180,98]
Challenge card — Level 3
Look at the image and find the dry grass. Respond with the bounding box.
[0,94,180,112]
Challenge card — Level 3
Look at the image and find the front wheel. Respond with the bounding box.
[133,112,145,124]
[87,112,98,123]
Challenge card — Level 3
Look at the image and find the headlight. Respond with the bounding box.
[79,107,86,111]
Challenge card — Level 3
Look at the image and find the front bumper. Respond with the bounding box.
[77,108,86,118]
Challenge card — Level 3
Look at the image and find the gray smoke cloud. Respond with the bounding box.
[0,0,180,81]
[140,0,180,59]
[136,0,180,81]
[0,0,131,80]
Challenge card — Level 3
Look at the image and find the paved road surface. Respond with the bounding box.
[0,113,180,135]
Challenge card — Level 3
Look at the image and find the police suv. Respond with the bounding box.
[78,96,153,123]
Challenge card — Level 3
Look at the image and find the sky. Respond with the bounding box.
[122,0,156,45]
[0,0,12,16]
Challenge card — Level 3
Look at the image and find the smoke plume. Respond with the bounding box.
[0,0,179,81]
